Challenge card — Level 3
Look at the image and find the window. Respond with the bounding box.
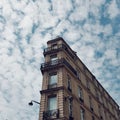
[69,98,73,117]
[95,89,99,100]
[99,106,103,119]
[109,115,111,120]
[43,96,58,119]
[100,93,103,103]
[50,54,58,65]
[78,87,83,102]
[49,73,57,88]
[92,116,95,120]
[104,110,107,120]
[51,44,57,49]
[80,108,85,120]
[50,54,57,61]
[86,79,90,90]
[67,75,72,92]
[77,70,80,80]
[48,96,57,110]
[98,105,101,117]
[89,96,93,111]
[106,99,108,108]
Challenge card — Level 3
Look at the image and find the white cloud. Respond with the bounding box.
[105,49,116,59]
[90,0,105,6]
[107,0,119,19]
[69,6,88,21]
[0,21,5,32]
[64,29,81,42]
[0,0,12,18]
[51,0,72,18]
[102,24,113,36]
[9,0,29,10]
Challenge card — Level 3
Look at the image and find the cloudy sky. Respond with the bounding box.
[0,0,120,119]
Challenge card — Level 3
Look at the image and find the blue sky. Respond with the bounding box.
[0,0,120,119]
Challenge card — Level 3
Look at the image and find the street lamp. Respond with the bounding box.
[28,100,40,106]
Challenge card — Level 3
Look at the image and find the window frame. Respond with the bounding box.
[89,96,93,111]
[48,72,57,88]
[47,95,57,111]
[67,75,72,92]
[68,98,73,117]
[80,108,85,120]
[92,116,95,120]
[78,86,84,102]
[50,54,58,65]
[86,79,90,90]
[51,44,58,49]
[77,70,81,80]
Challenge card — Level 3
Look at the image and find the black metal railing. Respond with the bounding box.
[43,109,59,120]
[44,44,76,60]
[41,58,77,77]
[44,44,63,55]
[41,59,63,69]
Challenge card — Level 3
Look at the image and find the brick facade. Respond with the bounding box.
[39,37,120,120]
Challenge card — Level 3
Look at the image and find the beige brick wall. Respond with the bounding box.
[39,94,46,120]
[58,68,64,87]
[57,90,64,118]
[41,72,48,90]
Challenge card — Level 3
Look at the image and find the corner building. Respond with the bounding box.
[39,37,120,120]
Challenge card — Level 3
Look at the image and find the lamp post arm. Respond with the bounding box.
[32,100,40,105]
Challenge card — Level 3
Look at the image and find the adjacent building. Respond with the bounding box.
[39,37,120,120]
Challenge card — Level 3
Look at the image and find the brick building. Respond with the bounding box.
[39,37,120,120]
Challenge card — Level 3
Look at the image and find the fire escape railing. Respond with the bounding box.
[44,44,63,53]
[43,109,59,120]
[41,58,77,77]
[44,44,76,60]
